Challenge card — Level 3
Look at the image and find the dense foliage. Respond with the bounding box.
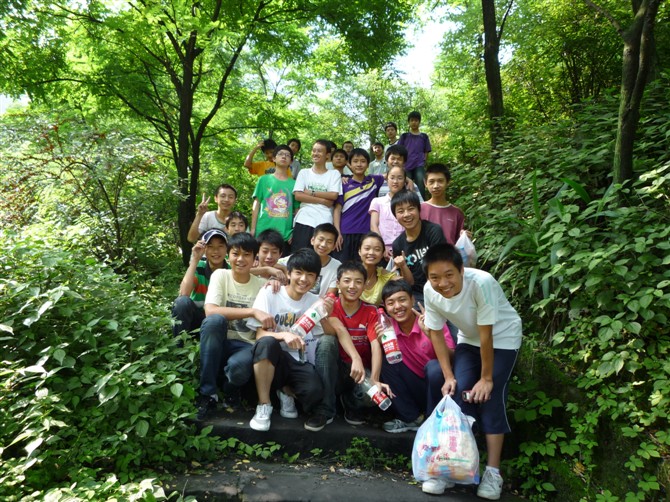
[0,223,231,500]
[450,77,670,500]
[1,0,670,500]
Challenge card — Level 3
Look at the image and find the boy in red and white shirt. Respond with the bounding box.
[326,262,388,425]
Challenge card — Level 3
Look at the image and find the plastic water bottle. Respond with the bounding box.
[361,377,391,411]
[377,308,403,364]
[291,293,336,362]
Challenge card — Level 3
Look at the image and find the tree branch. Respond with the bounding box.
[497,0,514,44]
[583,0,624,37]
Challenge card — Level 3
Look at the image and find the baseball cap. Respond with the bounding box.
[202,228,228,245]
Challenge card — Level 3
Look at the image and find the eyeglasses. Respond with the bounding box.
[275,152,292,159]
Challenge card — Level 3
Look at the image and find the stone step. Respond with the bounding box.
[197,405,415,459]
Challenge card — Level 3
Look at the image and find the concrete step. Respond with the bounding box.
[197,404,415,459]
[182,404,525,501]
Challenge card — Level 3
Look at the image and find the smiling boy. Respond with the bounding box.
[325,262,386,425]
[172,229,229,340]
[333,148,385,262]
[247,248,337,432]
[279,223,340,297]
[187,184,237,243]
[420,163,465,245]
[292,139,343,252]
[196,232,275,420]
[422,243,522,500]
[380,280,454,435]
[251,144,299,244]
[391,190,446,303]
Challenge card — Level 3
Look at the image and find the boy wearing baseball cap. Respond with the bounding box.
[172,228,229,339]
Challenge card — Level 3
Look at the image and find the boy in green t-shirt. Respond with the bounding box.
[251,144,299,243]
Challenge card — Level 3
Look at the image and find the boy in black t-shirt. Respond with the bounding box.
[391,190,446,304]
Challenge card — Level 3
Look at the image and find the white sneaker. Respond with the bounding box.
[276,389,298,419]
[421,477,455,495]
[250,403,273,431]
[477,469,503,500]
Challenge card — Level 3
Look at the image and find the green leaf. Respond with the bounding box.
[136,419,149,438]
[53,348,66,364]
[25,437,43,456]
[170,382,183,398]
[559,178,591,203]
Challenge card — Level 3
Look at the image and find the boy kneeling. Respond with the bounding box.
[247,248,337,432]
[380,280,455,434]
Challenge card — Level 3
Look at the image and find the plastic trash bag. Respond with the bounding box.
[455,231,477,268]
[412,394,480,485]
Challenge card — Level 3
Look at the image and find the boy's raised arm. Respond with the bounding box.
[179,240,205,296]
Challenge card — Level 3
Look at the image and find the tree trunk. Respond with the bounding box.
[177,33,198,265]
[613,0,660,184]
[481,0,505,151]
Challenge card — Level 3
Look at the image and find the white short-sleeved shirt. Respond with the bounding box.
[198,211,227,235]
[247,286,324,364]
[279,255,340,297]
[423,268,522,350]
[205,270,266,344]
[293,167,342,227]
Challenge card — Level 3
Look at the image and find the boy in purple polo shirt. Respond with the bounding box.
[379,280,454,434]
[398,111,431,200]
[333,148,385,262]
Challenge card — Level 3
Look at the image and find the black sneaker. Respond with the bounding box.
[196,394,217,420]
[304,414,333,432]
[222,394,241,411]
[340,395,365,425]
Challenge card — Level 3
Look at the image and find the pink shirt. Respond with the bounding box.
[392,317,454,378]
[369,194,405,253]
[420,202,465,245]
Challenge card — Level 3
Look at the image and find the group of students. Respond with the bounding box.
[172,112,522,500]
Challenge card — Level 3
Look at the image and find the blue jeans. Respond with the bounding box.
[381,358,444,422]
[172,296,205,338]
[199,314,254,397]
[312,335,339,418]
[406,165,426,200]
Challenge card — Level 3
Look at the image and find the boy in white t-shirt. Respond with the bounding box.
[187,184,237,243]
[421,243,522,500]
[279,223,340,297]
[247,248,338,433]
[292,139,342,252]
[196,233,275,420]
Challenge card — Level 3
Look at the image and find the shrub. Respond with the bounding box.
[0,227,227,499]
